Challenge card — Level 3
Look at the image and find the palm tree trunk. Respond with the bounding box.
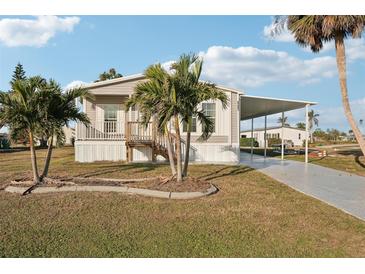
[29,131,40,183]
[41,134,54,180]
[165,125,176,176]
[182,117,191,177]
[174,115,183,182]
[335,36,365,156]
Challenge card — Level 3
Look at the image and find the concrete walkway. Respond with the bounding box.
[240,152,365,221]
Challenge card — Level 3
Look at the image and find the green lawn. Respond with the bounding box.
[1,147,365,257]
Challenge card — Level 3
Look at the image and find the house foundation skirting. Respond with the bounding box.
[75,140,240,164]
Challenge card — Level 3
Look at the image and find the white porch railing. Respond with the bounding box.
[76,121,125,140]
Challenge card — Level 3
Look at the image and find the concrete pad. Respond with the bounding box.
[240,152,365,221]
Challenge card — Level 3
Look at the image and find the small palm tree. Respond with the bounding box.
[126,64,178,177]
[171,53,228,177]
[0,77,89,190]
[0,77,46,183]
[277,116,290,126]
[39,80,90,181]
[275,16,365,155]
[127,54,227,182]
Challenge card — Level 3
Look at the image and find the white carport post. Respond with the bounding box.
[264,115,267,158]
[305,104,309,163]
[281,112,284,160]
[251,118,254,157]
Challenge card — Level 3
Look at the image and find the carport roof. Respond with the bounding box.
[240,95,317,121]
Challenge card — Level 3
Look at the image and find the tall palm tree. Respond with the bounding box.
[277,116,290,126]
[308,109,319,143]
[276,16,365,155]
[0,77,46,183]
[171,54,228,177]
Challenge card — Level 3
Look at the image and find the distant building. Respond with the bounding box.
[240,126,306,147]
[62,126,75,146]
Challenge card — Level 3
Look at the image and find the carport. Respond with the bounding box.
[240,95,317,163]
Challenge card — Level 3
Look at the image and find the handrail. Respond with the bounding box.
[76,121,124,140]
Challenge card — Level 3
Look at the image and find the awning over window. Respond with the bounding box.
[240,95,316,121]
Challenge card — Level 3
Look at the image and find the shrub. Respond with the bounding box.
[240,138,259,147]
[268,138,282,147]
[0,139,10,149]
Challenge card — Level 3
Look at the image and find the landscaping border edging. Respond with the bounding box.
[4,184,218,200]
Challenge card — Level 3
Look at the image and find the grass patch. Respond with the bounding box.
[1,147,365,257]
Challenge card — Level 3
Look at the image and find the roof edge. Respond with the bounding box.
[84,73,145,89]
[240,94,317,105]
[240,125,307,133]
[83,73,244,94]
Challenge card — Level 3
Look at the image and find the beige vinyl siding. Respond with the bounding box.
[231,93,238,144]
[183,135,228,143]
[88,78,145,95]
[85,98,96,124]
[94,95,128,105]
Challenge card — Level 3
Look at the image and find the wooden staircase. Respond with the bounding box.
[125,121,177,162]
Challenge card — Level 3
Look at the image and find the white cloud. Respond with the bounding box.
[0,16,80,47]
[315,97,365,131]
[64,80,87,91]
[263,22,294,42]
[263,21,365,60]
[196,45,337,88]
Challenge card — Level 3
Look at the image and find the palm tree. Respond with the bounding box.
[275,16,365,155]
[171,54,228,177]
[39,80,90,181]
[0,77,46,183]
[277,116,290,126]
[308,109,319,143]
[127,54,227,182]
[126,64,177,177]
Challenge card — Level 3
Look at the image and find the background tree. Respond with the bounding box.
[307,109,320,143]
[277,116,290,126]
[274,15,365,155]
[95,68,123,82]
[171,53,228,177]
[9,63,27,87]
[296,122,305,129]
[313,128,327,141]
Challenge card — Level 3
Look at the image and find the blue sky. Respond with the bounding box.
[1,15,365,132]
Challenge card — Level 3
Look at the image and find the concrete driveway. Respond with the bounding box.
[240,152,365,221]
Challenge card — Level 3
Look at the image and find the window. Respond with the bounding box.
[183,116,197,133]
[103,104,118,133]
[298,133,301,140]
[202,102,216,133]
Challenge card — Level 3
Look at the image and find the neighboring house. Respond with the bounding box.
[63,126,75,146]
[0,132,9,149]
[0,133,8,140]
[240,126,306,148]
[75,74,315,164]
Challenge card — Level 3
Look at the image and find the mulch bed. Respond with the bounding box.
[124,177,211,192]
[10,176,211,193]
